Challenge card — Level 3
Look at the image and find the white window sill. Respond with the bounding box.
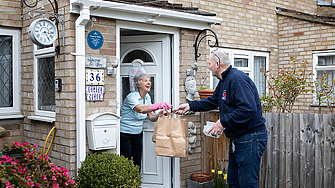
[28,116,55,123]
[0,114,24,120]
[310,103,333,107]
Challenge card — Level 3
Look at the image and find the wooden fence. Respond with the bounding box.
[201,112,335,188]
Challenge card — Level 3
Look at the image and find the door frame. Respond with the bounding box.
[116,21,181,188]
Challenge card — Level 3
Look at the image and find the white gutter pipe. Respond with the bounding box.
[70,0,222,30]
[75,5,90,170]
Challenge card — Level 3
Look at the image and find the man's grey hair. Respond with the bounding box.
[133,72,150,91]
[211,50,230,66]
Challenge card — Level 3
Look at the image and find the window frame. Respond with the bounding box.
[210,48,269,95]
[312,50,335,104]
[33,44,56,119]
[0,27,22,118]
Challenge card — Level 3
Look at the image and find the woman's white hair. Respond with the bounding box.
[134,72,150,91]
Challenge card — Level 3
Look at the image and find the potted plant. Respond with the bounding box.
[198,71,214,99]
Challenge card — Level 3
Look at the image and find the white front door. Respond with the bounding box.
[120,34,172,188]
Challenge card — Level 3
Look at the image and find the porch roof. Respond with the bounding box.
[106,0,217,16]
[276,7,335,26]
[70,0,222,30]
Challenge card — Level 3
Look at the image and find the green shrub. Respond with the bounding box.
[74,153,142,188]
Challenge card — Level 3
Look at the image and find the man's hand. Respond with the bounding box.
[208,119,224,136]
[173,103,190,115]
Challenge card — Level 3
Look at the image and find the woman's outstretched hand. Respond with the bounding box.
[150,102,172,111]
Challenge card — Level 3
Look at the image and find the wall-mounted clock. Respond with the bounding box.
[28,18,58,47]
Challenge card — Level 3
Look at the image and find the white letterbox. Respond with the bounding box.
[86,112,120,150]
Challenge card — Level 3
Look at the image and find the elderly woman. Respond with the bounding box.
[120,72,172,170]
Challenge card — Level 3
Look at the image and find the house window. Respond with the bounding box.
[30,45,55,121]
[313,50,335,103]
[0,27,21,118]
[210,48,268,96]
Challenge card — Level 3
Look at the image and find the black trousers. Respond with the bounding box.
[120,132,143,170]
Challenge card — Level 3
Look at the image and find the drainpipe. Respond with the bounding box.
[75,5,90,170]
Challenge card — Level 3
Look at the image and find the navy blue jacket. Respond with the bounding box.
[189,65,266,138]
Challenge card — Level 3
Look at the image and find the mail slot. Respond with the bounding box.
[86,112,120,150]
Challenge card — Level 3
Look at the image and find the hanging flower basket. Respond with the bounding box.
[198,89,214,99]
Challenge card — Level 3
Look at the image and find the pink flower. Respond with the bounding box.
[26,176,31,181]
[65,182,68,185]
[53,183,58,188]
[33,144,37,147]
[52,176,57,181]
[28,182,34,187]
[5,181,10,186]
[6,186,13,188]
[36,183,40,187]
[42,175,47,180]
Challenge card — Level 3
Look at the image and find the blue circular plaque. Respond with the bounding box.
[87,30,104,50]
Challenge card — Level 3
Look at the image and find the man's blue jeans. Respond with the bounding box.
[227,128,268,188]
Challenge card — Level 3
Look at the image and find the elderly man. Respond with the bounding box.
[174,49,268,188]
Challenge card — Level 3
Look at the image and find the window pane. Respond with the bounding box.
[38,57,55,111]
[122,49,154,63]
[318,55,335,66]
[234,54,248,67]
[0,35,13,107]
[316,70,335,102]
[254,56,266,96]
[316,70,335,85]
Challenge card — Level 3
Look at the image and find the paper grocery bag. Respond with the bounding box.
[153,114,189,157]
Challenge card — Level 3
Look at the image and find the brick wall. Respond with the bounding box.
[0,0,21,27]
[19,0,78,176]
[173,0,335,114]
[277,15,335,114]
[85,17,118,117]
[179,28,211,187]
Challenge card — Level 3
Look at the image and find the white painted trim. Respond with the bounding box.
[0,27,21,117]
[70,0,222,30]
[171,29,181,188]
[33,46,56,118]
[312,51,335,103]
[75,6,90,171]
[116,21,181,188]
[0,115,24,120]
[27,115,55,123]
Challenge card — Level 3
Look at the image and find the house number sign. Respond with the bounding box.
[86,69,104,85]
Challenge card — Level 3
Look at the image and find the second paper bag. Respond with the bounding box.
[154,115,189,157]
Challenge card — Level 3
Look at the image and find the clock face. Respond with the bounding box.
[29,18,58,46]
